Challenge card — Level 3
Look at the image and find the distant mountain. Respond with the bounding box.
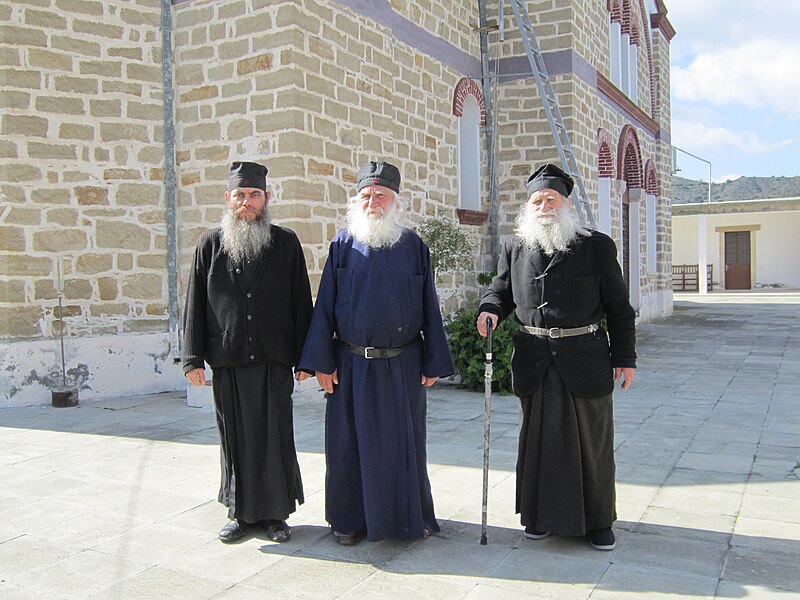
[672,175,800,203]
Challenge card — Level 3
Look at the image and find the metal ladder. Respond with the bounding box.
[507,0,597,228]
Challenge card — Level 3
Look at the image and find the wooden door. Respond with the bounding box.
[724,231,751,289]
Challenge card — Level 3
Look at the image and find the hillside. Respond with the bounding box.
[673,175,800,203]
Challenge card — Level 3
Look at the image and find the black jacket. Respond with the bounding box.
[181,225,313,373]
[479,231,636,398]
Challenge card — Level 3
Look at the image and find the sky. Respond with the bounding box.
[667,0,800,182]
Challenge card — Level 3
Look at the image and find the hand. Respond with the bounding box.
[421,375,439,387]
[476,311,498,337]
[186,367,206,386]
[614,367,635,390]
[315,369,338,394]
[295,371,312,382]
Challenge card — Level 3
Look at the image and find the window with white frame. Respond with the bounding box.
[457,95,481,211]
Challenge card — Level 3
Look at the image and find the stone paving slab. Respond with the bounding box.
[1,291,799,598]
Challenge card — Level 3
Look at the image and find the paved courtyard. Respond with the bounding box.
[1,291,799,599]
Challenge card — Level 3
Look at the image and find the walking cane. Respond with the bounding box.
[480,316,493,545]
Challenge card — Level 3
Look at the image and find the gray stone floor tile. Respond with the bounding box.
[85,566,229,600]
[10,549,151,599]
[722,545,800,591]
[339,571,477,600]
[242,554,377,599]
[592,564,719,598]
[649,485,744,517]
[611,530,727,578]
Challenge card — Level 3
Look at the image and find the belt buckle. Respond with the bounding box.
[364,346,376,359]
[548,327,562,339]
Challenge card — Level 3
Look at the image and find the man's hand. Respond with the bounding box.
[186,367,206,386]
[614,367,635,390]
[476,311,498,337]
[295,371,312,382]
[315,370,338,394]
[421,375,439,387]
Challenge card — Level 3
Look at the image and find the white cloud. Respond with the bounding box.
[672,39,800,121]
[672,120,795,154]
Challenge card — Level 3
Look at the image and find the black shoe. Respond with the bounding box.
[333,529,365,546]
[589,527,616,551]
[219,519,249,543]
[523,526,550,540]
[262,519,291,543]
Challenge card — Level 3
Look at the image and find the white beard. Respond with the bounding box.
[220,205,272,264]
[346,195,407,249]
[515,203,583,255]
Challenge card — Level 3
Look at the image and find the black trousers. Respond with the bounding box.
[517,365,616,535]
[212,362,303,523]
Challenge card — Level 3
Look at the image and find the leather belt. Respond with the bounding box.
[519,322,600,339]
[337,335,420,359]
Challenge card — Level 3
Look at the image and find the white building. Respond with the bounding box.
[672,198,800,291]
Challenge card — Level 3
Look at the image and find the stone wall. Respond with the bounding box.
[0,0,183,405]
[1,0,168,341]
[171,0,481,309]
[0,0,674,405]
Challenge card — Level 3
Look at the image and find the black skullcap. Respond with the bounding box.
[356,161,401,194]
[526,163,574,198]
[228,161,268,191]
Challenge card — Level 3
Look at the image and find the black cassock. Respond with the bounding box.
[479,231,636,535]
[182,225,312,523]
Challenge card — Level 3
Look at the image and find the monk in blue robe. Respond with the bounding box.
[299,161,455,545]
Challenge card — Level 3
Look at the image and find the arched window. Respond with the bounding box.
[644,160,658,273]
[597,128,614,234]
[457,95,481,211]
[608,0,623,88]
[452,78,485,213]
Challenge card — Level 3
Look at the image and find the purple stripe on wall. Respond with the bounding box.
[334,0,481,77]
[492,50,595,88]
[597,89,667,143]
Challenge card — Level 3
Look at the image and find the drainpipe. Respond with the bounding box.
[161,0,180,360]
[477,0,499,265]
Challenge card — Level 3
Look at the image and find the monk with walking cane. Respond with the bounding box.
[477,164,636,551]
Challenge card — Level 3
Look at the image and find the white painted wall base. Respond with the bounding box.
[638,289,673,322]
[1,332,186,408]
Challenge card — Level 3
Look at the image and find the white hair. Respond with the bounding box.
[220,202,272,263]
[345,191,409,249]
[515,201,585,255]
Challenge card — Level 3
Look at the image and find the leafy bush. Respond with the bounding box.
[416,217,475,277]
[444,307,516,394]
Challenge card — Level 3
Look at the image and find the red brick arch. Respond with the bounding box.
[644,159,658,196]
[608,0,623,23]
[452,78,486,126]
[617,124,642,189]
[607,0,657,116]
[598,128,614,178]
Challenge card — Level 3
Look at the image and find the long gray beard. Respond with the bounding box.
[346,197,407,249]
[220,207,272,264]
[515,204,582,255]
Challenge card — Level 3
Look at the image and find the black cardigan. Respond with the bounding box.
[479,231,636,398]
[181,225,313,373]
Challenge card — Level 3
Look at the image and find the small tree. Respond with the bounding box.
[416,216,475,278]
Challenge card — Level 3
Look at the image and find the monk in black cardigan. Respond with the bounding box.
[182,161,313,544]
[478,164,636,552]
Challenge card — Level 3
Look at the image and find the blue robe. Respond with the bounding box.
[299,229,455,541]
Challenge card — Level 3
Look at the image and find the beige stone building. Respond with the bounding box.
[0,0,675,406]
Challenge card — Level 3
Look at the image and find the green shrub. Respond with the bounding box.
[444,307,516,394]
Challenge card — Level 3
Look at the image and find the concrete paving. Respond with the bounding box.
[1,291,799,599]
